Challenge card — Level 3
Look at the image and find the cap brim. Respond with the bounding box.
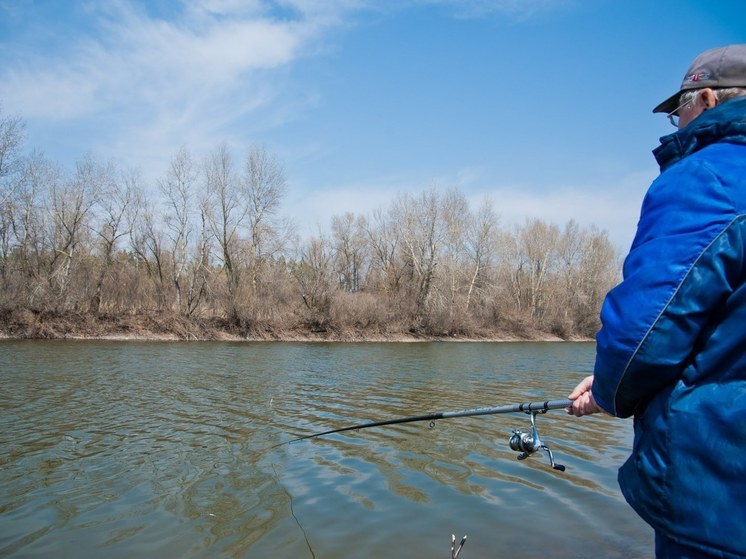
[652,91,680,114]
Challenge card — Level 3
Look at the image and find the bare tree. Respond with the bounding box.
[0,107,27,285]
[293,235,334,329]
[331,211,368,292]
[242,145,289,295]
[554,220,584,320]
[573,226,618,334]
[159,147,197,313]
[89,164,137,314]
[47,155,101,304]
[524,219,560,321]
[503,219,560,321]
[129,188,168,309]
[395,188,445,319]
[183,196,213,317]
[440,187,470,316]
[365,206,402,295]
[464,198,499,312]
[204,143,245,311]
[0,106,25,181]
[1,151,46,285]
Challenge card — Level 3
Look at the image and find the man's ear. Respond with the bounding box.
[699,88,719,110]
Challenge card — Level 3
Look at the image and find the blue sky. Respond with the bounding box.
[2,0,745,250]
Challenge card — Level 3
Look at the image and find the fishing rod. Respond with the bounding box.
[275,398,573,472]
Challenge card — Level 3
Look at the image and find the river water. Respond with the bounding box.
[0,341,652,558]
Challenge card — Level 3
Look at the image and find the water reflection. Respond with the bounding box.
[0,341,652,558]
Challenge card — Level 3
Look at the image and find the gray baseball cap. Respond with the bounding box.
[653,44,746,113]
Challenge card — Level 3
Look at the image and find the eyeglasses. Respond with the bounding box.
[667,97,692,128]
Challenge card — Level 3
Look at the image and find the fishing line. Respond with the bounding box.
[272,464,316,559]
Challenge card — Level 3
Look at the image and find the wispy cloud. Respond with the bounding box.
[0,0,567,119]
[3,6,291,115]
[0,0,348,174]
[0,0,578,194]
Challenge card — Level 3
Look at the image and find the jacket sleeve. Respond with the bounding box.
[592,152,743,417]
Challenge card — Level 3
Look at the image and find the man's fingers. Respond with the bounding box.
[568,375,594,400]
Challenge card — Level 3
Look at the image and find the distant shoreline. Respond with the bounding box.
[0,331,593,343]
[0,307,595,343]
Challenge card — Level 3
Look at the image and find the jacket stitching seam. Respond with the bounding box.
[610,213,745,416]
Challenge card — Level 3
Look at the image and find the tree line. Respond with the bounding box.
[0,107,620,340]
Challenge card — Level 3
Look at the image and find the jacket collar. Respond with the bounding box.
[654,96,746,172]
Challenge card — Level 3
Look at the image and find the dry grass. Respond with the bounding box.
[0,306,583,342]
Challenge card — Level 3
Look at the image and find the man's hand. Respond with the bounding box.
[566,375,604,417]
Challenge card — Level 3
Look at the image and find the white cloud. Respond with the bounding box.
[0,0,341,181]
[1,2,315,119]
[0,0,572,179]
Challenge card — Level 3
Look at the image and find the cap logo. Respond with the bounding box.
[687,71,710,83]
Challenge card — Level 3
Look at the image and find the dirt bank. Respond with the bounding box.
[0,308,588,343]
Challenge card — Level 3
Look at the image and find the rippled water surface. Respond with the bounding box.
[0,341,652,558]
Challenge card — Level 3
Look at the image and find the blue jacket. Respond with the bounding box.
[593,96,746,557]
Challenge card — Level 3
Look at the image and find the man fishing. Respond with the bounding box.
[567,45,746,558]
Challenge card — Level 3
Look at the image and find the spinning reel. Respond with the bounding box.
[508,410,566,472]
